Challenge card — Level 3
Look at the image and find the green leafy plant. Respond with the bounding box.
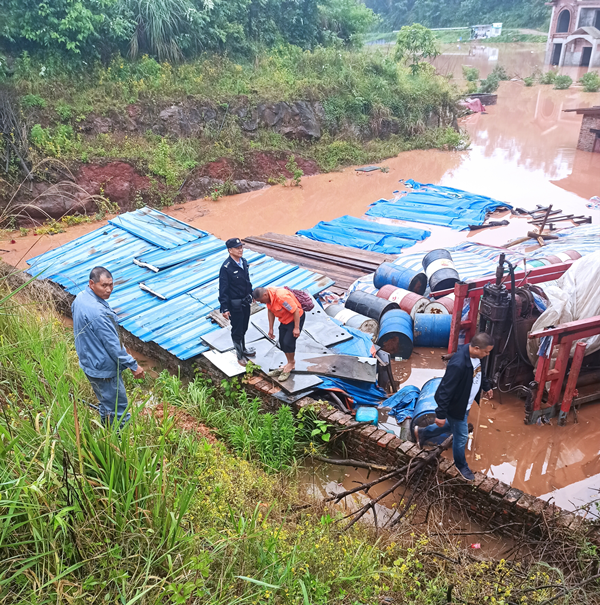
[554,74,572,90]
[394,23,439,75]
[21,93,46,108]
[524,76,535,87]
[285,154,303,186]
[55,102,73,121]
[490,65,509,81]
[540,70,558,85]
[297,405,333,443]
[478,73,500,94]
[462,66,479,82]
[580,71,600,93]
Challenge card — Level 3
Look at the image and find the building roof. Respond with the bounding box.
[564,106,600,117]
[26,208,333,360]
[569,26,600,39]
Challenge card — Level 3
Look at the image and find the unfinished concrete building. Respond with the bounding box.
[545,0,600,68]
[565,106,600,152]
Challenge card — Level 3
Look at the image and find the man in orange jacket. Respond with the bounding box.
[252,286,305,381]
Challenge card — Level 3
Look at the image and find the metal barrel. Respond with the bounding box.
[410,377,443,433]
[325,304,378,336]
[376,309,414,359]
[424,293,455,315]
[377,285,429,318]
[422,249,460,293]
[373,262,427,295]
[413,313,452,348]
[346,290,399,323]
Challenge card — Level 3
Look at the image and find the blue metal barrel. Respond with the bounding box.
[414,313,452,348]
[374,262,427,295]
[410,377,443,433]
[376,309,414,359]
[422,249,460,293]
[346,290,399,323]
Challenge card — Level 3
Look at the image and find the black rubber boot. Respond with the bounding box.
[233,341,246,363]
[242,338,256,357]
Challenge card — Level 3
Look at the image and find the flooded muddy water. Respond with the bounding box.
[302,460,518,558]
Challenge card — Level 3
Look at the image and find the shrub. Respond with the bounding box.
[524,76,535,87]
[490,64,510,81]
[540,70,557,84]
[55,102,73,121]
[462,66,479,82]
[478,73,500,94]
[554,74,572,90]
[21,93,46,108]
[580,71,600,93]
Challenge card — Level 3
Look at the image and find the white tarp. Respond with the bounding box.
[527,251,600,363]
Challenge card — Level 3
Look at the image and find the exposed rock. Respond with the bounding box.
[12,182,97,220]
[77,162,152,210]
[233,180,269,194]
[256,101,322,140]
[180,174,268,201]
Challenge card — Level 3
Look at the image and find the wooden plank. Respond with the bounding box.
[248,232,396,265]
[245,238,383,272]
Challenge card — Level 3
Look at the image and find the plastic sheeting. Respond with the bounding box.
[366,181,512,231]
[297,215,430,254]
[315,376,387,407]
[527,251,600,362]
[383,385,420,423]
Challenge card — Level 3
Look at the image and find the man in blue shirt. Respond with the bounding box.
[72,266,144,427]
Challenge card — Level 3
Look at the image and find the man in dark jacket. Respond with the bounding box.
[219,238,256,364]
[415,332,494,481]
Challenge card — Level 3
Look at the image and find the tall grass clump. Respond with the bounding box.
[161,371,301,472]
[0,291,196,604]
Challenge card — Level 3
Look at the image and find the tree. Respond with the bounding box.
[318,0,378,46]
[394,23,439,74]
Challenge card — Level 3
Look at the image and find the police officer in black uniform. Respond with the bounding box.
[219,238,256,364]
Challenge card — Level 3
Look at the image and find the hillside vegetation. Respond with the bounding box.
[365,0,551,32]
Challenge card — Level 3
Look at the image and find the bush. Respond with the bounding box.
[490,65,510,81]
[21,93,46,108]
[540,70,557,84]
[554,74,572,90]
[462,66,479,82]
[524,76,535,87]
[478,73,500,93]
[580,71,600,93]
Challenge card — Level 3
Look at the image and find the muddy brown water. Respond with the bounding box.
[2,45,600,514]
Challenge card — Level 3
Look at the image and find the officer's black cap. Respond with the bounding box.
[226,238,244,249]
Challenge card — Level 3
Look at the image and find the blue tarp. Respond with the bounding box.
[297,215,431,254]
[316,376,387,407]
[382,385,420,423]
[366,181,512,231]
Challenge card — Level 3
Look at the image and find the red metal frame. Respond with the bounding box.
[528,317,600,418]
[438,261,575,355]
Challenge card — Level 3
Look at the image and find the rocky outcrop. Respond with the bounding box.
[12,181,98,220]
[81,98,326,141]
[180,175,268,201]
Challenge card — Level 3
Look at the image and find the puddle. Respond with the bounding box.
[301,461,517,558]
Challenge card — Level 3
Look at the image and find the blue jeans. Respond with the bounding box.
[87,373,130,428]
[418,412,469,470]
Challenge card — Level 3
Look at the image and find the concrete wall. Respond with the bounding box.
[578,115,600,152]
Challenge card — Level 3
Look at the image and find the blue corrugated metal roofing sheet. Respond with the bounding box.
[26,208,333,361]
[109,207,208,249]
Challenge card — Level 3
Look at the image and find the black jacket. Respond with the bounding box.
[218,256,252,314]
[435,344,492,421]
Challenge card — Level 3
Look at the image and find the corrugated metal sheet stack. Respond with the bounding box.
[26,207,333,360]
